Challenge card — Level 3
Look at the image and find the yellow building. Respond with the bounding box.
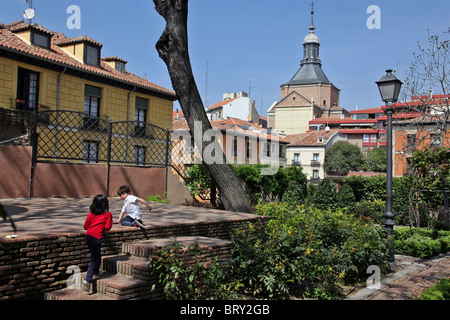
[0,20,175,129]
[0,20,176,166]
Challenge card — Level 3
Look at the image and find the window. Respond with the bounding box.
[31,31,51,49]
[85,44,100,66]
[84,85,101,129]
[370,134,377,143]
[232,136,238,157]
[313,153,319,162]
[82,140,98,163]
[293,153,300,164]
[17,68,39,110]
[407,134,416,153]
[116,62,125,73]
[135,97,148,136]
[134,146,146,165]
[431,133,441,148]
[312,170,319,180]
[363,134,370,143]
[245,137,251,159]
[279,145,285,158]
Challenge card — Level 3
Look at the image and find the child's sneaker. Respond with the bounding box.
[82,280,91,291]
[133,219,145,228]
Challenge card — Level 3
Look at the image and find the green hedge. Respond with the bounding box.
[394,227,450,259]
[417,278,450,300]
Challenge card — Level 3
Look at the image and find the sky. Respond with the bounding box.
[0,0,449,118]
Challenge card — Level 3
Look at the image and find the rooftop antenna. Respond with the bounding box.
[205,58,209,108]
[23,0,36,23]
[248,78,255,98]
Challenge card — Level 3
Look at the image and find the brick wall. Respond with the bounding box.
[0,217,267,300]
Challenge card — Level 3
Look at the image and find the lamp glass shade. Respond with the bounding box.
[376,69,403,103]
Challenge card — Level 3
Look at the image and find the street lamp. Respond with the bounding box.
[376,69,402,264]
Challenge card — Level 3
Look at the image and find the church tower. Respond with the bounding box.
[271,4,341,135]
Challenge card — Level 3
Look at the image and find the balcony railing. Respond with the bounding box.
[311,160,321,167]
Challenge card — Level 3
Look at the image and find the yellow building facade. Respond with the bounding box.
[0,21,176,166]
[0,21,175,129]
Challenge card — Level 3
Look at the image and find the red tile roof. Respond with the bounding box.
[284,129,341,147]
[0,20,176,99]
[173,117,290,143]
[207,97,240,110]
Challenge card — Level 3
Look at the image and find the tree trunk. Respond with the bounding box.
[153,0,252,213]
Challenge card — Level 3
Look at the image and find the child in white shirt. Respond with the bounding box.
[114,185,152,228]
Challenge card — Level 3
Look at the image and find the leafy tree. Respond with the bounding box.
[409,147,450,228]
[363,147,387,172]
[324,141,363,175]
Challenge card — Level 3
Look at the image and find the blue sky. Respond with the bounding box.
[0,0,449,117]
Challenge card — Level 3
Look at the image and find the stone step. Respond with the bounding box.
[122,236,233,259]
[44,287,115,300]
[102,254,153,280]
[94,272,160,300]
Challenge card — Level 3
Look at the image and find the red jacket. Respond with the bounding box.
[84,211,112,239]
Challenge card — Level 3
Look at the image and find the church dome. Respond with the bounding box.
[303,30,319,44]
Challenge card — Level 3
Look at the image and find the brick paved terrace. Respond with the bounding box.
[0,197,266,299]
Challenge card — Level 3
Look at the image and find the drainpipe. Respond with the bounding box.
[126,86,136,164]
[56,67,67,111]
[55,66,66,160]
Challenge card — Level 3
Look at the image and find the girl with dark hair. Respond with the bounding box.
[82,194,112,289]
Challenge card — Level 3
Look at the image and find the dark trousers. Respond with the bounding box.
[85,235,102,283]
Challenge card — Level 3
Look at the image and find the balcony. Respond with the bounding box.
[311,160,321,167]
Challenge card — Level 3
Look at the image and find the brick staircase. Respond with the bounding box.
[44,236,233,300]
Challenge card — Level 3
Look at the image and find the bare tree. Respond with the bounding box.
[396,32,450,228]
[153,0,252,213]
[398,32,450,147]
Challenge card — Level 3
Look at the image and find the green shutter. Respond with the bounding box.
[85,85,102,98]
[136,97,148,110]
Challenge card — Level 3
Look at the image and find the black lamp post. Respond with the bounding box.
[376,69,403,264]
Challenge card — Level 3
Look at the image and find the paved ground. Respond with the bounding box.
[345,253,450,300]
[0,197,259,238]
[1,197,449,300]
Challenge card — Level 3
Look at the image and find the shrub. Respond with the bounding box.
[238,203,390,299]
[147,193,170,204]
[148,241,240,300]
[394,227,450,258]
[355,199,385,224]
[337,183,356,214]
[417,278,450,300]
[312,178,337,211]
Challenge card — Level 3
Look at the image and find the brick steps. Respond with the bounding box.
[44,236,232,300]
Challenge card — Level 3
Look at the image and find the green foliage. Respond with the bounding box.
[417,278,450,300]
[362,147,387,172]
[185,163,212,197]
[355,199,385,224]
[148,241,240,300]
[394,227,450,258]
[312,178,337,211]
[324,141,363,175]
[236,203,390,299]
[337,183,356,214]
[147,193,170,204]
[186,163,308,205]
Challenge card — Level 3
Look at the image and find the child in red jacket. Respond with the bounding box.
[83,195,112,288]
